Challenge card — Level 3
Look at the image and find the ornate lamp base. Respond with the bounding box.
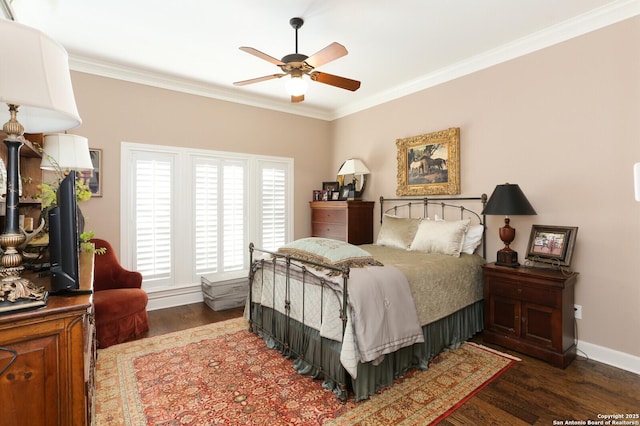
[496,248,519,267]
[0,232,47,303]
[0,122,48,305]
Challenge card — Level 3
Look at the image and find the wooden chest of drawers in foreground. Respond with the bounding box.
[309,200,374,245]
[482,263,578,368]
[0,292,94,425]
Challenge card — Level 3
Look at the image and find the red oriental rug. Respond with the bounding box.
[95,317,518,425]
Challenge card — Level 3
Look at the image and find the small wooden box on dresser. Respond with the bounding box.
[0,278,95,425]
[482,263,578,368]
[310,200,375,245]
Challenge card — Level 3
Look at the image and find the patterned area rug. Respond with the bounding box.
[95,317,518,425]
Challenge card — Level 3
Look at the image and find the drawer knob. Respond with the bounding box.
[517,288,522,293]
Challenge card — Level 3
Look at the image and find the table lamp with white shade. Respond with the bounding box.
[337,158,370,200]
[0,19,82,306]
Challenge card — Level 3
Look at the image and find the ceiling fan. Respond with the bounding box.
[233,17,361,103]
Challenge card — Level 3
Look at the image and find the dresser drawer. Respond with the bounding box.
[311,222,346,240]
[311,208,346,224]
[490,279,558,308]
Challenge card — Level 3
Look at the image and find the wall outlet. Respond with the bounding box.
[574,304,582,319]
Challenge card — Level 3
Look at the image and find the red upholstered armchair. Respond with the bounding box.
[91,238,149,348]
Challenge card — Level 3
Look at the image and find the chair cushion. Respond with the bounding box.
[94,288,149,348]
[94,288,148,320]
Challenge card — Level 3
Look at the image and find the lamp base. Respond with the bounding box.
[496,249,519,267]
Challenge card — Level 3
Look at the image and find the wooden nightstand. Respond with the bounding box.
[482,263,578,368]
[309,200,374,245]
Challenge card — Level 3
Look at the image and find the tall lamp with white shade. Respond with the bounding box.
[0,19,82,305]
[337,158,370,200]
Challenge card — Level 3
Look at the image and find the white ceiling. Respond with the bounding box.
[7,0,639,120]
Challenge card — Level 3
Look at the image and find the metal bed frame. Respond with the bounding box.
[247,194,487,401]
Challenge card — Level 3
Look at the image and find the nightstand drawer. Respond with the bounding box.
[311,222,346,240]
[311,208,346,224]
[490,280,559,308]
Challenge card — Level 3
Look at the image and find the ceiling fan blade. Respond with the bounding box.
[233,74,285,86]
[305,42,348,69]
[310,71,361,91]
[291,94,304,103]
[239,46,285,66]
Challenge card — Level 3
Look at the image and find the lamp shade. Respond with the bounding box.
[0,19,81,133]
[337,158,370,176]
[41,133,93,171]
[483,183,537,216]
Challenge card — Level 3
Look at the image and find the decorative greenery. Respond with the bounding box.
[37,177,91,208]
[80,231,107,255]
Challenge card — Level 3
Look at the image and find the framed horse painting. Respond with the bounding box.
[396,127,460,196]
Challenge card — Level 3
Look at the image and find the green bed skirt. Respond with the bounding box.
[248,300,484,401]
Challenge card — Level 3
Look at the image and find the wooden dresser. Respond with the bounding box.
[0,290,94,425]
[310,200,374,245]
[482,263,578,368]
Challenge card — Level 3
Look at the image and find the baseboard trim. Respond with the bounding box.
[577,340,640,376]
[145,277,249,311]
[146,284,204,311]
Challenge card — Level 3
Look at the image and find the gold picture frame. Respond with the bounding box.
[396,127,460,196]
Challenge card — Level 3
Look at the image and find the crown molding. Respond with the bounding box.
[331,0,640,120]
[69,0,639,122]
[69,56,333,121]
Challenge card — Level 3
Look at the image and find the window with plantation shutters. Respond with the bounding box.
[132,153,174,286]
[259,162,287,252]
[121,143,293,293]
[193,159,219,274]
[193,158,247,276]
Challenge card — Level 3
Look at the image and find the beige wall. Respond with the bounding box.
[68,16,638,363]
[70,72,333,247]
[333,16,640,360]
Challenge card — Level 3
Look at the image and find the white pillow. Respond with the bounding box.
[409,219,470,257]
[376,215,421,249]
[461,224,484,255]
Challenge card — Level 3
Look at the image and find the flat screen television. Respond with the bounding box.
[48,170,87,294]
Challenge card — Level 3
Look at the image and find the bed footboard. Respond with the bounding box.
[247,243,352,400]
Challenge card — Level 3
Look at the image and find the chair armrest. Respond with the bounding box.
[114,269,143,289]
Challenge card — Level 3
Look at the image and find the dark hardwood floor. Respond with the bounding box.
[137,303,640,425]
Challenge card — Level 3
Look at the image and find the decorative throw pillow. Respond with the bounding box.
[461,224,484,255]
[277,237,382,271]
[409,219,471,257]
[375,215,421,249]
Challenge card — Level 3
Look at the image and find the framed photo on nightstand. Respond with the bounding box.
[526,225,578,267]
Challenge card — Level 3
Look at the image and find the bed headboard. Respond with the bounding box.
[379,195,488,258]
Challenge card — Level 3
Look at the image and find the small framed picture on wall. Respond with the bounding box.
[78,148,102,197]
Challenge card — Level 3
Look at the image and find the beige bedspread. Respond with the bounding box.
[360,244,486,326]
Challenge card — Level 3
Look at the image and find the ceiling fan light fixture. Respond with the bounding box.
[284,75,308,96]
[235,17,360,102]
